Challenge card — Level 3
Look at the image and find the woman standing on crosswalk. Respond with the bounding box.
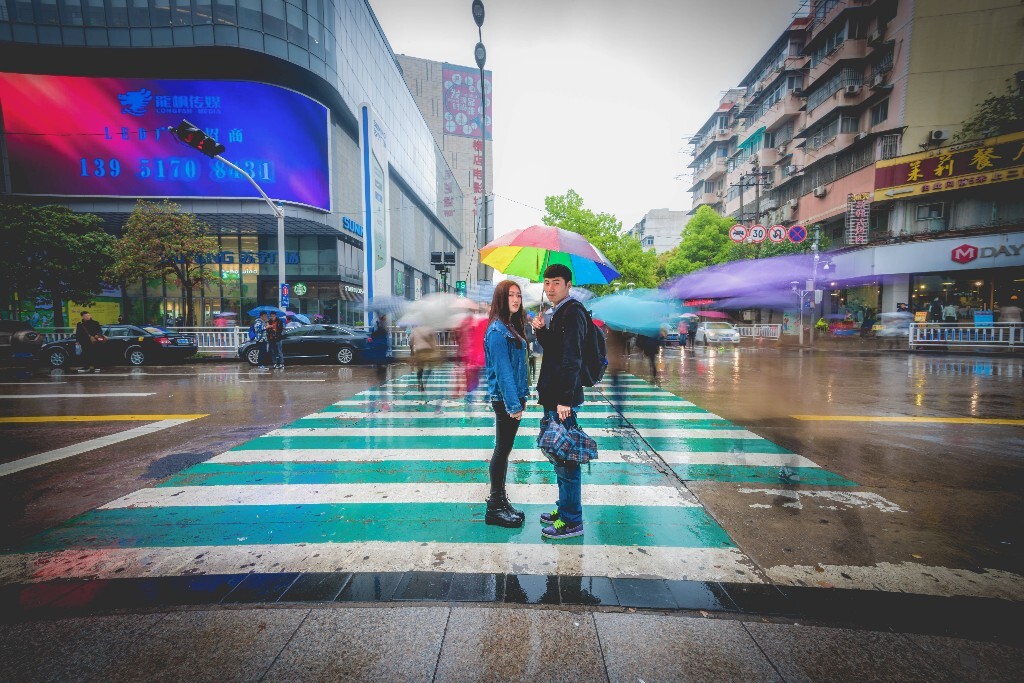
[482,280,530,528]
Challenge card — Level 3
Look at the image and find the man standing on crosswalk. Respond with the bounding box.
[531,264,586,540]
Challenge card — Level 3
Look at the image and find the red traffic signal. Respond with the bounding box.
[173,120,225,158]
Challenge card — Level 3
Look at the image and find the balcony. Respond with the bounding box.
[759,94,804,131]
[693,192,721,209]
[756,147,779,168]
[699,157,727,180]
[807,39,868,84]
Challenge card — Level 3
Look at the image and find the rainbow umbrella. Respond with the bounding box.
[479,225,620,284]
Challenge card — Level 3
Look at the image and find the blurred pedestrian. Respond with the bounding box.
[636,333,660,383]
[677,318,688,349]
[605,329,627,426]
[928,297,943,323]
[409,324,441,391]
[253,312,269,371]
[75,311,105,373]
[999,296,1022,323]
[482,280,529,528]
[532,263,588,540]
[267,311,285,369]
[686,315,698,349]
[458,313,488,399]
[524,316,540,382]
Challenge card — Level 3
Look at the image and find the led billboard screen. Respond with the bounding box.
[0,73,331,210]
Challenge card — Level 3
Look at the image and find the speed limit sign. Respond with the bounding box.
[749,224,767,243]
[768,225,787,243]
[729,224,748,242]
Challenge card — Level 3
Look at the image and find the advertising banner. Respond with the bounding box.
[846,193,871,245]
[442,64,492,140]
[873,130,1024,202]
[0,73,331,210]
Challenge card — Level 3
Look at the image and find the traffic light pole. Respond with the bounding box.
[214,156,287,311]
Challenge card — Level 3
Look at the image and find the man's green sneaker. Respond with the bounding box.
[539,508,559,525]
[541,518,584,540]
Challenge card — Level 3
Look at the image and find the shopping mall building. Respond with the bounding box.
[0,0,482,326]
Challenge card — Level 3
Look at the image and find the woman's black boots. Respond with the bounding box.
[485,491,524,528]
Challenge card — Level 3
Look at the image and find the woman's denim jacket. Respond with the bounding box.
[484,319,529,414]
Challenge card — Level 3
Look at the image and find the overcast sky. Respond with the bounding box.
[371,0,802,235]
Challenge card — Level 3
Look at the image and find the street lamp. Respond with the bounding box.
[472,0,491,282]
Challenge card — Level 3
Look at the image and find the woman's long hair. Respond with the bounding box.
[489,280,527,344]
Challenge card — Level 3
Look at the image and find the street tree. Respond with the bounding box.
[0,204,113,327]
[541,189,658,292]
[110,200,219,326]
[953,81,1024,143]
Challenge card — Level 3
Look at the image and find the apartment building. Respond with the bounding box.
[688,0,1024,319]
[627,209,689,254]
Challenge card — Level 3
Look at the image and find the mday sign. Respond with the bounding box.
[951,242,1023,264]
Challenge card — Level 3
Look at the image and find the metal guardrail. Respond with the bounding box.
[909,323,1023,350]
[735,324,781,339]
[38,325,449,358]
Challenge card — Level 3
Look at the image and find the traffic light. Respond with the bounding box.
[173,120,225,158]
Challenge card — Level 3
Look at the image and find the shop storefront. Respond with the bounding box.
[910,268,1023,321]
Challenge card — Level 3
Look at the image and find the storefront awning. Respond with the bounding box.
[738,126,766,151]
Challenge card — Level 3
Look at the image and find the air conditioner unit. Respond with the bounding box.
[867,29,883,45]
[793,88,805,97]
[776,144,787,154]
[930,129,951,142]
[813,185,827,198]
[779,205,793,222]
[870,73,887,88]
[844,85,862,96]
[762,198,779,211]
[788,198,799,209]
[856,132,869,141]
[785,165,800,175]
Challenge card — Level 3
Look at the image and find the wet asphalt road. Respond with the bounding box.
[0,346,1021,596]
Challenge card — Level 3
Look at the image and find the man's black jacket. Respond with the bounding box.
[536,298,587,408]
[75,319,102,345]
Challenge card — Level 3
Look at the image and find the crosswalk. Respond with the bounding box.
[0,367,857,584]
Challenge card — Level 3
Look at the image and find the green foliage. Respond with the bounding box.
[953,81,1024,143]
[659,206,734,278]
[111,200,219,325]
[541,189,658,292]
[0,203,114,327]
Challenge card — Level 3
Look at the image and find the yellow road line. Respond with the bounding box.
[0,414,208,423]
[792,415,1024,426]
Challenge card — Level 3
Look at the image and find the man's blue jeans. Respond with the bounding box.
[544,408,583,525]
[270,340,284,366]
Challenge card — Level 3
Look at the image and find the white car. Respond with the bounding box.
[695,322,741,345]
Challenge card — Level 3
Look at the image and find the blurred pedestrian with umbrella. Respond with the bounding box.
[482,280,530,528]
[266,310,285,370]
[409,323,442,392]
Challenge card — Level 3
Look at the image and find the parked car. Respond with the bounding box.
[237,324,373,365]
[0,319,44,369]
[41,324,198,368]
[695,321,741,345]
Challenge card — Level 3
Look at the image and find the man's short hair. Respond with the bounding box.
[543,264,573,283]
[269,311,277,316]
[81,311,89,315]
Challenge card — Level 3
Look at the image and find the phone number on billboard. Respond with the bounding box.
[78,157,276,182]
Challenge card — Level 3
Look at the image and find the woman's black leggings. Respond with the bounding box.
[490,401,523,496]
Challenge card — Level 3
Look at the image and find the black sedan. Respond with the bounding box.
[238,324,375,365]
[42,325,198,368]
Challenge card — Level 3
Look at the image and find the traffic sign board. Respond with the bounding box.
[788,225,807,243]
[749,224,767,243]
[729,224,748,242]
[768,225,787,243]
[455,280,468,297]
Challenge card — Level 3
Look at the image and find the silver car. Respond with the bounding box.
[695,322,741,345]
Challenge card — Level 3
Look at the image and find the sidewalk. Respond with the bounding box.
[2,600,1022,682]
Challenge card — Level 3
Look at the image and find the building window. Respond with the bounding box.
[916,203,944,220]
[879,133,901,160]
[840,115,859,134]
[870,99,889,127]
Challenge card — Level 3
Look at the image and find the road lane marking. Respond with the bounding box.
[0,414,208,423]
[237,379,327,382]
[791,415,1024,426]
[0,393,156,398]
[300,410,722,421]
[266,426,760,439]
[0,382,68,385]
[100,482,699,508]
[0,417,202,478]
[0,544,758,584]
[209,448,641,464]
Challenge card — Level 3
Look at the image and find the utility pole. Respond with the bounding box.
[472,0,491,283]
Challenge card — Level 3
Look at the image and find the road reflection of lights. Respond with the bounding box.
[970,392,979,415]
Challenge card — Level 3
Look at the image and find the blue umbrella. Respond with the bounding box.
[363,295,408,318]
[248,305,286,317]
[286,311,311,324]
[587,290,689,336]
